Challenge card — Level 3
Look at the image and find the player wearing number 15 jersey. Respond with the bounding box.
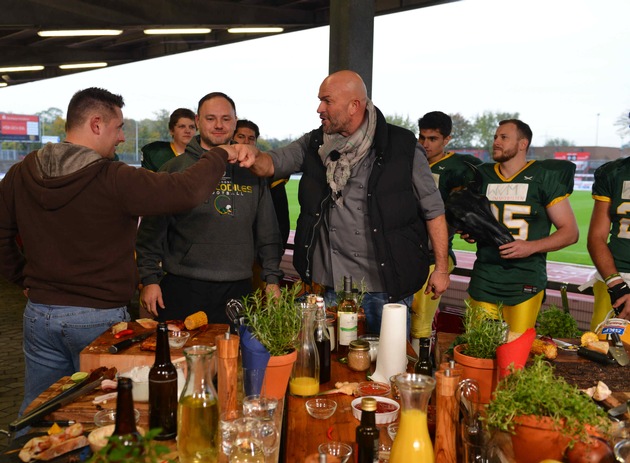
[587,157,630,328]
[467,119,579,333]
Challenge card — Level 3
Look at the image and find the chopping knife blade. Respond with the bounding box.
[109,330,153,353]
[609,332,629,366]
[577,346,616,365]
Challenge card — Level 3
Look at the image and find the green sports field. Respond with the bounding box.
[285,180,595,267]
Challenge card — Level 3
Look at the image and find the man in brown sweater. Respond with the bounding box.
[0,87,235,415]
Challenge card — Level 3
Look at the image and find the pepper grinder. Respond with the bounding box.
[434,368,460,463]
[216,331,240,418]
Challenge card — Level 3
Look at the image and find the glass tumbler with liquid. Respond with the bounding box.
[178,345,220,463]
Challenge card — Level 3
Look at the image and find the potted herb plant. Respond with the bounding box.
[241,284,303,399]
[484,356,610,463]
[452,301,507,403]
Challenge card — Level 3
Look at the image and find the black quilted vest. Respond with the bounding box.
[293,109,430,301]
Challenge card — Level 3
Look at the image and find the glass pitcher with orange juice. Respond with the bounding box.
[389,373,436,463]
[289,297,320,396]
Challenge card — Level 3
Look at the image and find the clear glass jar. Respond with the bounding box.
[348,339,371,372]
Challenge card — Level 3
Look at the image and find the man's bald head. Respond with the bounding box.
[317,70,368,136]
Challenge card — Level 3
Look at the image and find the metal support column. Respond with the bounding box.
[329,0,375,97]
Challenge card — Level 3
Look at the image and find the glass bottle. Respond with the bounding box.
[109,377,142,454]
[289,301,320,396]
[414,337,433,376]
[337,275,358,358]
[178,345,220,463]
[389,373,436,463]
[149,322,178,440]
[314,296,331,384]
[356,397,379,463]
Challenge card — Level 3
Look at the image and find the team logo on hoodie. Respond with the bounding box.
[214,195,233,215]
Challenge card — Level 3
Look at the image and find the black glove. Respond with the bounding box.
[607,282,630,316]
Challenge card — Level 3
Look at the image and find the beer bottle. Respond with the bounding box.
[149,322,178,440]
[110,377,141,451]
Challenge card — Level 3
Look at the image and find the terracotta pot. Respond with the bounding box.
[452,344,498,404]
[262,349,298,399]
[511,415,571,463]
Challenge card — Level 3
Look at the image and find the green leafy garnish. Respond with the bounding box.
[536,304,581,338]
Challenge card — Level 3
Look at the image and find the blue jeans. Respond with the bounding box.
[20,300,129,415]
[324,290,412,336]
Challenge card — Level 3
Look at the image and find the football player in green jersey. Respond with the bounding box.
[587,157,630,329]
[465,119,579,333]
[411,111,482,350]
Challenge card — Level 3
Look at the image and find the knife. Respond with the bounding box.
[109,330,153,353]
[577,346,616,365]
[609,332,629,366]
[10,367,116,431]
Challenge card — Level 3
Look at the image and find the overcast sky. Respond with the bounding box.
[1,0,629,147]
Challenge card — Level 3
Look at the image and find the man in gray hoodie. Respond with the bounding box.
[0,87,234,413]
[136,92,283,324]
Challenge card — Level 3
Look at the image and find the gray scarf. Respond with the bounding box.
[318,99,377,206]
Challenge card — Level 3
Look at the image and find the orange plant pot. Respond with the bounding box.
[262,349,298,400]
[510,415,571,463]
[452,344,498,404]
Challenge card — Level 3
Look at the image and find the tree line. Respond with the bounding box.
[8,106,630,157]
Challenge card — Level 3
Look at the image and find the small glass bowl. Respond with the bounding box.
[318,442,353,463]
[168,330,190,349]
[305,398,337,420]
[357,381,391,397]
[94,408,140,427]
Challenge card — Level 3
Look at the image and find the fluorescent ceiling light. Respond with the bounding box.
[0,83,7,88]
[227,27,283,34]
[0,65,44,72]
[38,30,122,37]
[59,62,108,70]
[144,28,211,35]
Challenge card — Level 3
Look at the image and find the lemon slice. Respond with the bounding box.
[71,371,88,383]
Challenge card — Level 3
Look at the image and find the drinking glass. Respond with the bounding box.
[242,395,278,421]
[318,442,353,463]
[223,417,279,463]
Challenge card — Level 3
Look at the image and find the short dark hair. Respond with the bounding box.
[197,92,236,115]
[168,108,196,131]
[66,87,124,131]
[235,119,260,139]
[499,119,533,149]
[418,111,452,137]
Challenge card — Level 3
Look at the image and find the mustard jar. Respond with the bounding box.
[347,340,371,372]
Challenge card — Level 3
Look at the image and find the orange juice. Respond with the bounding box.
[289,376,319,396]
[389,409,434,462]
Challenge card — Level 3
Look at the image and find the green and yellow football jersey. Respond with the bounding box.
[592,157,630,273]
[468,159,575,305]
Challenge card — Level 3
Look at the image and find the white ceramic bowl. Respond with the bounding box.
[351,396,399,425]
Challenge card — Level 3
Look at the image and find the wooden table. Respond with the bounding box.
[282,344,417,461]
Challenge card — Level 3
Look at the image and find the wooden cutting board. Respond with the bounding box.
[79,322,229,375]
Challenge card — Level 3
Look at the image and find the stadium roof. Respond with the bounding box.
[1,0,456,87]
